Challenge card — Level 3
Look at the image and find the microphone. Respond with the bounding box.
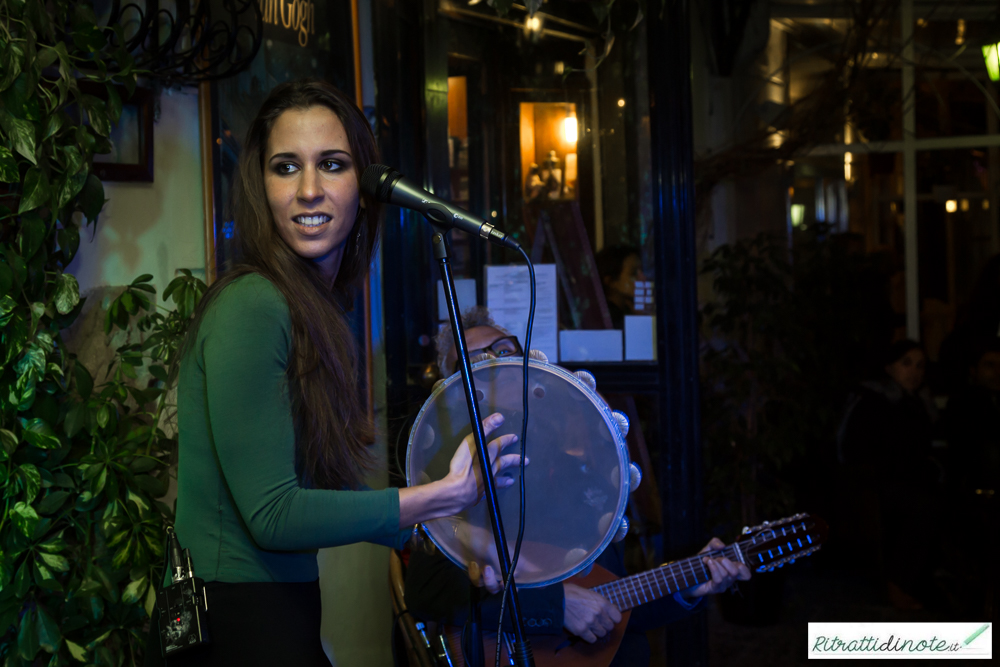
[361,164,521,251]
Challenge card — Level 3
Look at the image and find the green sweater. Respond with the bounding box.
[174,273,409,583]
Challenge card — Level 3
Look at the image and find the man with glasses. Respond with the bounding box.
[406,307,749,666]
[434,306,523,378]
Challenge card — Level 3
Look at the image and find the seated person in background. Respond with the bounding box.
[595,245,647,329]
[938,254,1000,394]
[944,337,1000,496]
[838,340,941,609]
[942,337,999,616]
[434,306,523,378]
[412,308,750,667]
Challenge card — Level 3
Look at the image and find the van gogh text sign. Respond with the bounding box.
[260,0,316,47]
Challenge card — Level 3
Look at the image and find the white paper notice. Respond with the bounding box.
[486,264,558,362]
[624,315,656,360]
[437,279,478,321]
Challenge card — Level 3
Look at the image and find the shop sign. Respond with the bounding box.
[260,0,317,47]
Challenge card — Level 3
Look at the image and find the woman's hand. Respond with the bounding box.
[443,413,523,511]
[398,413,524,528]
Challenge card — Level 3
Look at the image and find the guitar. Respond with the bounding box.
[440,513,828,667]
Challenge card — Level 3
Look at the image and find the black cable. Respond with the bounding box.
[494,247,535,667]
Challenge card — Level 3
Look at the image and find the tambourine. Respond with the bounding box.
[406,355,641,588]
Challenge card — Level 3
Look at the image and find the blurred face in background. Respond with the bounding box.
[972,351,1000,393]
[886,348,926,394]
[604,253,646,312]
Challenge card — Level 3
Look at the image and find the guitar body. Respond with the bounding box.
[444,564,631,667]
[439,514,827,667]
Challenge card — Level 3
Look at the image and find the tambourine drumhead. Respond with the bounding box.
[406,357,630,588]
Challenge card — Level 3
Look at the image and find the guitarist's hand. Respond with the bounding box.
[681,537,752,598]
[562,583,622,643]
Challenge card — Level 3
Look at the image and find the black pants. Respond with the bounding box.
[144,580,330,667]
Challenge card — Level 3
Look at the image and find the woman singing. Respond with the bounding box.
[145,80,520,665]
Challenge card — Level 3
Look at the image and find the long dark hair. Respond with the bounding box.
[187,80,381,490]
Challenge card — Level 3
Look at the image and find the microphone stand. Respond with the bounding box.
[430,228,534,667]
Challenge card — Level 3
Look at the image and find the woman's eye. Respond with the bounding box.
[276,163,298,175]
[320,159,342,172]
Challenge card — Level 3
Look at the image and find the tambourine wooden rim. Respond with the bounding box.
[406,356,631,588]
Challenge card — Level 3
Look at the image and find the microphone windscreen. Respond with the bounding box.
[360,164,400,203]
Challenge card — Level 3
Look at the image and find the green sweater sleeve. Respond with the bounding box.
[200,275,402,552]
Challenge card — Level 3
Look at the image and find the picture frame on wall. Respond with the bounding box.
[88,83,155,183]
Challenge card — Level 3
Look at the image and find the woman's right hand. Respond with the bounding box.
[443,413,524,511]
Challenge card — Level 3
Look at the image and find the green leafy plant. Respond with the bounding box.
[700,226,886,534]
[0,2,208,665]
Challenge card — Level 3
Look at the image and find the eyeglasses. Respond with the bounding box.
[451,335,523,373]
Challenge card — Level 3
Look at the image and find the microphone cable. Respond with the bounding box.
[494,245,535,667]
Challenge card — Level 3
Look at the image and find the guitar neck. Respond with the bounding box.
[590,544,744,611]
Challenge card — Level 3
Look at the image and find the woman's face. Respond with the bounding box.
[264,105,362,280]
[605,253,647,310]
[886,348,926,394]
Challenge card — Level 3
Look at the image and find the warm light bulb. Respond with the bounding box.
[983,199,990,211]
[945,200,958,213]
[526,17,541,32]
[960,198,970,212]
[563,115,578,145]
[617,98,625,107]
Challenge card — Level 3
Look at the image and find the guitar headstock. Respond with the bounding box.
[737,513,828,573]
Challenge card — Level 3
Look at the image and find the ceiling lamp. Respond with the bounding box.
[983,42,1000,82]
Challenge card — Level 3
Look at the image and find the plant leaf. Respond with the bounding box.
[79,172,105,220]
[65,639,87,662]
[122,576,147,604]
[106,84,122,123]
[17,463,41,502]
[20,418,61,449]
[0,145,17,182]
[0,109,37,164]
[55,273,80,314]
[11,501,40,538]
[74,362,94,401]
[38,552,70,573]
[97,404,110,429]
[17,604,39,660]
[82,97,111,137]
[0,428,17,456]
[37,490,70,515]
[17,166,49,214]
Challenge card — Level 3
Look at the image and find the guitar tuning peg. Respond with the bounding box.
[611,410,629,438]
[573,369,596,391]
[628,463,642,492]
[613,516,630,542]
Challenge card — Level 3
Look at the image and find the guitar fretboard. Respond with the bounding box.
[591,544,744,611]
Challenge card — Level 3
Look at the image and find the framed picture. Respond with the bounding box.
[88,83,154,182]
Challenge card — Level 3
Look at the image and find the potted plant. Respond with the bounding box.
[1,2,206,663]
